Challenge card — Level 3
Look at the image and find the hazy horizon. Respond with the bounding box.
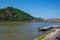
[0,0,60,19]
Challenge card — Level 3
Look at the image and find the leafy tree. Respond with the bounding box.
[0,7,36,21]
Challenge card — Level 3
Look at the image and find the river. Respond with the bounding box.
[0,22,60,40]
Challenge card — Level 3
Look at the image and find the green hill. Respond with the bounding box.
[0,7,36,21]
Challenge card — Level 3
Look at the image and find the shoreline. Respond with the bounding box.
[0,21,59,25]
[0,21,29,25]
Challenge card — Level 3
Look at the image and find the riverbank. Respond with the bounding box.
[44,28,60,40]
[34,28,60,40]
[34,35,46,40]
[34,23,60,40]
[0,21,47,25]
[0,21,29,25]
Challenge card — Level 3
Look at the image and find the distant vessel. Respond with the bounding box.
[38,23,60,31]
[38,26,53,31]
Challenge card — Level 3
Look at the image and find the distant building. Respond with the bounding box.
[30,19,36,22]
[44,19,48,22]
[48,18,60,22]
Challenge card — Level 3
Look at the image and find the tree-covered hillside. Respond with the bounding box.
[0,7,36,21]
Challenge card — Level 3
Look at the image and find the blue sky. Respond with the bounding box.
[0,0,60,18]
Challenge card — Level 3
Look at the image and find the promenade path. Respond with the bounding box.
[44,29,60,40]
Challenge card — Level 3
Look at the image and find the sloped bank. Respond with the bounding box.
[34,28,60,40]
[33,35,46,40]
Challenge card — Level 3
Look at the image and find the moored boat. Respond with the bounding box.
[38,26,53,31]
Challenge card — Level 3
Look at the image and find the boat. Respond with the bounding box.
[38,26,53,31]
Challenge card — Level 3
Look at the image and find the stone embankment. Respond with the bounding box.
[44,29,60,40]
[34,23,60,40]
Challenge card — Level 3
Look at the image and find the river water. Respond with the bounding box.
[0,22,60,40]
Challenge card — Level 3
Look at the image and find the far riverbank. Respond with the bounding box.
[0,21,29,25]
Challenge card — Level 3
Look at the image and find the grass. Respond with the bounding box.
[35,35,46,40]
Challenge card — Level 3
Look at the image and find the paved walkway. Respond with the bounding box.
[44,29,60,40]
